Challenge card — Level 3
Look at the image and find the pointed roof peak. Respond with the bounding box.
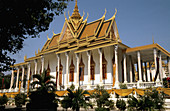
[71,0,81,20]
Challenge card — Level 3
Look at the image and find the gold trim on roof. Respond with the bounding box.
[71,0,81,20]
[75,42,118,54]
[25,56,41,62]
[13,62,28,67]
[126,43,170,57]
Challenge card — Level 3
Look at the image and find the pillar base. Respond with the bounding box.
[137,80,143,88]
[99,82,103,86]
[124,81,128,84]
[156,79,162,87]
[113,81,119,89]
[65,84,69,90]
[15,88,19,92]
[86,84,91,90]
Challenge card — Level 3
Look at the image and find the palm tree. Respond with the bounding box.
[91,85,114,111]
[64,87,92,111]
[127,88,165,111]
[31,70,56,92]
[26,70,58,111]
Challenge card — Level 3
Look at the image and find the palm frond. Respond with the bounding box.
[47,85,55,91]
[33,74,42,83]
[45,81,56,86]
[31,81,41,89]
[44,75,55,83]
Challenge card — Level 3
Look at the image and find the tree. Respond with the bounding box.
[62,87,92,111]
[26,70,58,110]
[91,85,114,111]
[0,94,8,110]
[0,73,11,89]
[0,0,72,72]
[116,99,126,111]
[127,88,165,111]
[14,93,26,108]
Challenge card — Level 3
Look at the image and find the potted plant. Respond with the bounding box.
[0,94,8,110]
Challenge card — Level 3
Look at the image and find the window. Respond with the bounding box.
[69,58,75,82]
[90,53,95,80]
[29,70,32,80]
[79,55,85,81]
[59,60,63,86]
[102,52,107,79]
[47,63,50,76]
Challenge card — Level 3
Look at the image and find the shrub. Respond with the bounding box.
[116,99,126,111]
[91,85,114,111]
[0,94,8,106]
[61,88,92,111]
[14,93,26,108]
[119,83,127,89]
[127,88,165,110]
[26,70,58,110]
[0,94,8,110]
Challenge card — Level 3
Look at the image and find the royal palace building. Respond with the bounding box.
[4,0,170,94]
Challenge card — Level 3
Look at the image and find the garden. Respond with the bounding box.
[0,71,167,111]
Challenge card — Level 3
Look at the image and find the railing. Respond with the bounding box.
[125,81,156,89]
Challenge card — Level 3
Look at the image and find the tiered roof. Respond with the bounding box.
[23,0,123,62]
[13,0,170,67]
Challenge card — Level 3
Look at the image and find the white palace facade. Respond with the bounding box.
[4,1,170,93]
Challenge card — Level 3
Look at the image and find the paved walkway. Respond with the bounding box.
[4,105,117,111]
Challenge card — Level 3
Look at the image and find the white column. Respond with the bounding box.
[34,59,37,74]
[65,52,69,88]
[15,67,20,89]
[21,66,25,89]
[75,53,79,88]
[147,63,151,82]
[114,45,119,88]
[98,48,103,86]
[10,69,14,89]
[153,48,157,80]
[123,54,127,83]
[129,58,133,83]
[87,51,91,89]
[159,51,162,81]
[137,51,142,82]
[26,63,31,90]
[144,62,147,82]
[57,54,60,90]
[41,56,44,73]
[168,56,170,75]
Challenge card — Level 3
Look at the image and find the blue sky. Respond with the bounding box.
[10,0,170,69]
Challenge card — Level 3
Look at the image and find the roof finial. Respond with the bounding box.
[71,0,81,20]
[102,8,107,18]
[52,30,56,35]
[47,34,50,40]
[75,0,77,7]
[152,35,154,44]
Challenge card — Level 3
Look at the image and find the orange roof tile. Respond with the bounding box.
[48,34,60,49]
[98,21,111,37]
[41,40,50,51]
[60,27,74,42]
[80,20,101,39]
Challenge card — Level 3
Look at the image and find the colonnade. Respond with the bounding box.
[9,46,170,92]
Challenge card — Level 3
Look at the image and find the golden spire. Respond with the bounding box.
[152,35,154,44]
[71,0,81,20]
